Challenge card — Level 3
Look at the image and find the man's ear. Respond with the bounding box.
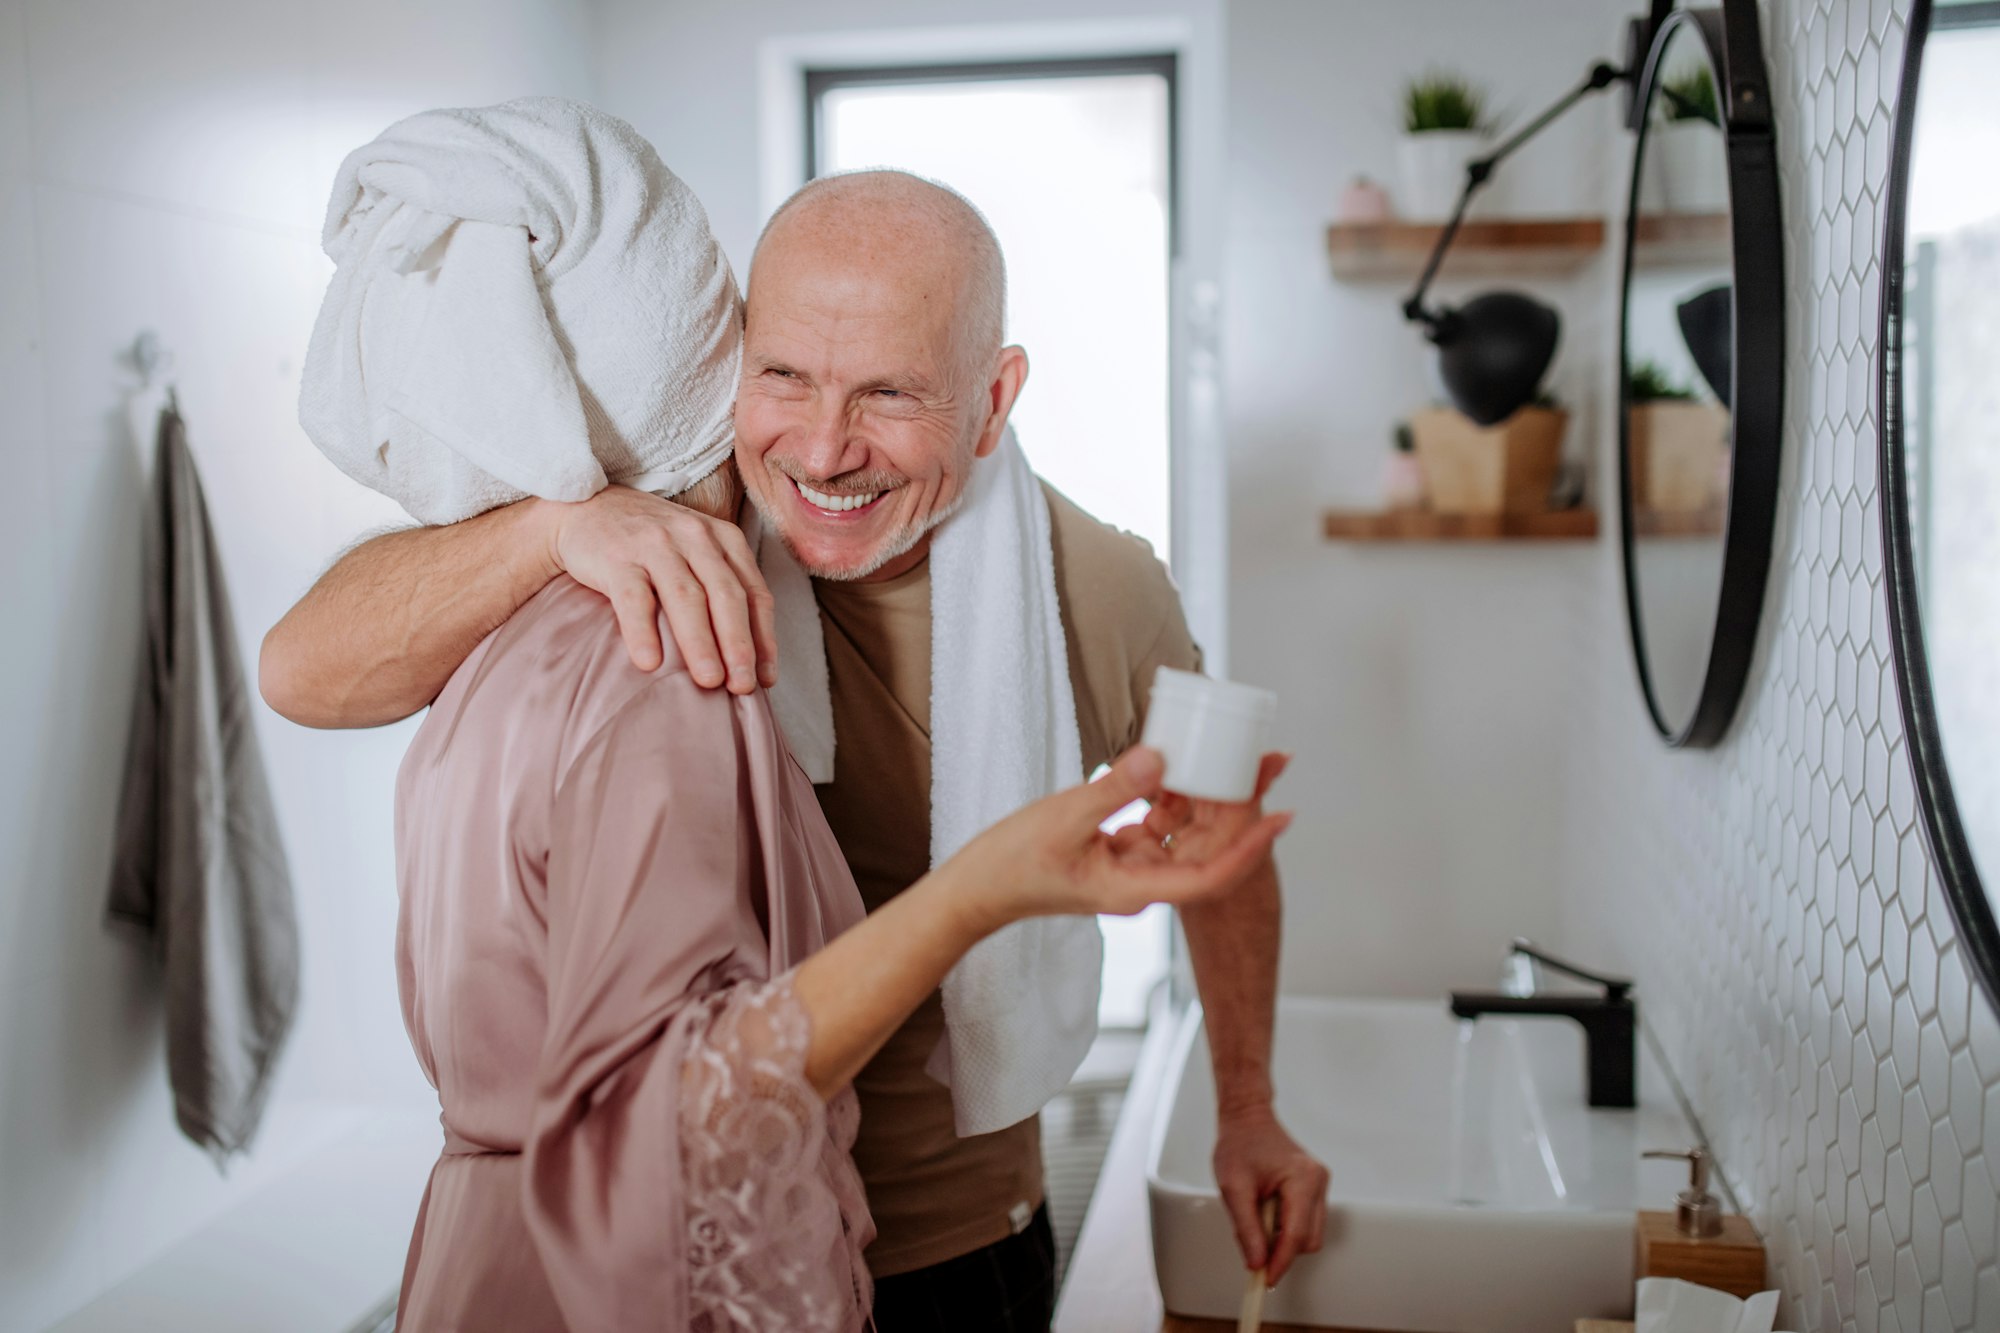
[973,345,1030,459]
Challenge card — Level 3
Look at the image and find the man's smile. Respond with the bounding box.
[790,475,892,519]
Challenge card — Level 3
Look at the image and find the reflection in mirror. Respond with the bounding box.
[1889,5,2000,984]
[1623,20,1735,735]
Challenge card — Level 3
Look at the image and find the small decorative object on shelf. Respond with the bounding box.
[1397,69,1494,220]
[1409,400,1568,515]
[1379,420,1426,510]
[1336,174,1394,224]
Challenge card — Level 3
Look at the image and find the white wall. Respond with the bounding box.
[1224,0,1630,998]
[0,3,596,1326]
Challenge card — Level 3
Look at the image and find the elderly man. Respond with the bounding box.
[265,169,1327,1330]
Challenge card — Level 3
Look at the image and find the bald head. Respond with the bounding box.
[733,169,1030,583]
[753,170,1006,375]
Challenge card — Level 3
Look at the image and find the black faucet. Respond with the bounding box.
[1449,939,1637,1109]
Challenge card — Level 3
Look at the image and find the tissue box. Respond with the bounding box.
[1634,1278,1783,1333]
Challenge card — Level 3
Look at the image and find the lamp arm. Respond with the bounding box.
[1401,60,1627,334]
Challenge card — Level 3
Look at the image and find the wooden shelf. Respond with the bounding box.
[1322,507,1599,542]
[1323,212,1731,279]
[1325,217,1606,280]
[1633,504,1725,537]
[1632,211,1730,267]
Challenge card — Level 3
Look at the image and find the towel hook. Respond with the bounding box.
[130,331,174,388]
[128,330,181,417]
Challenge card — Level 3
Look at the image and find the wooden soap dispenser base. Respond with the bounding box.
[1636,1147,1766,1298]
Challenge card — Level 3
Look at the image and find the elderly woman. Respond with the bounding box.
[390,459,1283,1331]
[293,101,1289,1332]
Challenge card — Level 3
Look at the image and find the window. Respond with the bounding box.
[807,56,1176,559]
[808,57,1178,1027]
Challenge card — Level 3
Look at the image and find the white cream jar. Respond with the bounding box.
[1139,666,1277,802]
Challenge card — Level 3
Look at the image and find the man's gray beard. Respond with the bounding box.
[745,481,968,581]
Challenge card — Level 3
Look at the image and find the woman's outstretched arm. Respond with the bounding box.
[792,746,1291,1095]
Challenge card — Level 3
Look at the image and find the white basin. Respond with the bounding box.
[1148,996,1702,1332]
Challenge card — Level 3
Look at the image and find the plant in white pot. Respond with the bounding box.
[1651,63,1728,215]
[1397,71,1497,220]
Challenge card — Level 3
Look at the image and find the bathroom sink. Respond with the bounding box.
[1148,996,1700,1332]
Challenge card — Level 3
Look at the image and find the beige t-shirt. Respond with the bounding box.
[811,481,1202,1277]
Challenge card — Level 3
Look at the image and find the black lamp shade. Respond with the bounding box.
[1433,292,1562,426]
[1676,284,1734,405]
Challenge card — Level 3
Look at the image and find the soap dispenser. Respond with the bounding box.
[1635,1148,1766,1298]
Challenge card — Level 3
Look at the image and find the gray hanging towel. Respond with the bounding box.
[107,398,299,1161]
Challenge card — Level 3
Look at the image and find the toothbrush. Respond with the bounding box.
[1237,1196,1280,1333]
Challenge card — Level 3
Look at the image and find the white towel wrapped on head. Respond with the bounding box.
[300,97,740,525]
[754,429,1101,1137]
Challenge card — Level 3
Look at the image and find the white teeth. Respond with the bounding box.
[795,479,882,513]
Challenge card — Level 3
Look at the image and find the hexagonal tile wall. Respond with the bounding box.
[1554,1,2000,1330]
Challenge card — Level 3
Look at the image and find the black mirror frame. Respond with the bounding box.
[1615,2,1785,748]
[1877,0,2000,1012]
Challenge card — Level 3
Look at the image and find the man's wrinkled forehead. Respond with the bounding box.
[746,228,967,363]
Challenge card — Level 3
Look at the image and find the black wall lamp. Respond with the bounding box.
[1400,2,1675,426]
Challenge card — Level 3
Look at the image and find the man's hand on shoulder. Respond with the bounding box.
[547,486,777,694]
[259,484,780,731]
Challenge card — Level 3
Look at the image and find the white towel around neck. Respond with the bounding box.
[753,429,1102,1136]
[299,97,741,525]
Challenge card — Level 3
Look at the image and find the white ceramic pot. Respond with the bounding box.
[1634,131,1670,214]
[1396,130,1497,220]
[1652,120,1729,215]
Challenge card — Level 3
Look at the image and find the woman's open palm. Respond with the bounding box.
[948,747,1292,929]
[1137,752,1291,865]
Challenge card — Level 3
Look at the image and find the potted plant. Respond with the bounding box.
[1651,63,1728,215]
[1626,358,1729,513]
[1408,394,1567,515]
[1397,70,1496,220]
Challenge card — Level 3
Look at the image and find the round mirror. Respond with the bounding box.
[1617,6,1783,748]
[1881,0,2000,1008]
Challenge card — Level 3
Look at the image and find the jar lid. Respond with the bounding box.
[1149,665,1277,719]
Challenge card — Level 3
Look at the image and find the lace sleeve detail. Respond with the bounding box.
[677,971,873,1333]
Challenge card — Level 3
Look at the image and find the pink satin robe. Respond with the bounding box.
[392,576,874,1331]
